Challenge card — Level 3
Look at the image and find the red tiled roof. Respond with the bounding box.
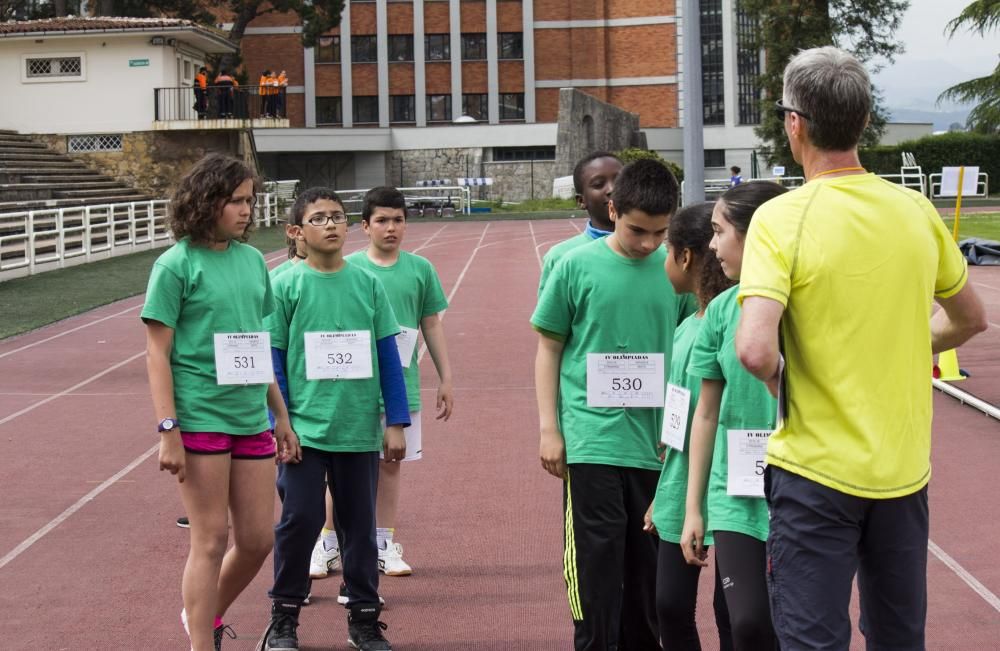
[0,16,218,35]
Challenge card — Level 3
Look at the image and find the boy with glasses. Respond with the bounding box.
[261,188,410,651]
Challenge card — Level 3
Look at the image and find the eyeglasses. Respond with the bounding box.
[305,212,348,226]
[774,99,812,122]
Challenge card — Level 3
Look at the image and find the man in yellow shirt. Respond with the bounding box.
[736,46,986,650]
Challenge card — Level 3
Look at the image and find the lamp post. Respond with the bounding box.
[681,0,705,205]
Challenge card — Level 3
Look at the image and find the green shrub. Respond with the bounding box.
[861,133,1000,193]
[617,147,684,184]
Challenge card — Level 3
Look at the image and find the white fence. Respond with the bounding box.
[0,193,279,281]
[929,172,990,199]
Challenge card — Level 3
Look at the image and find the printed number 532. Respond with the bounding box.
[327,352,353,365]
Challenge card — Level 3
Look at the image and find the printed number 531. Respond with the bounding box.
[233,355,256,369]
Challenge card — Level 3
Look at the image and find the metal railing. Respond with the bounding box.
[154,85,288,122]
[335,185,472,217]
[929,172,990,199]
[0,200,171,279]
[0,193,278,280]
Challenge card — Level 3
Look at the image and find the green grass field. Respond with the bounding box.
[2,210,998,341]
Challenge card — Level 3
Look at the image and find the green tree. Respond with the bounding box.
[741,0,908,170]
[617,147,684,183]
[938,0,1000,134]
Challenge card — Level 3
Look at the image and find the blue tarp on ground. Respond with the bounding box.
[959,238,1000,265]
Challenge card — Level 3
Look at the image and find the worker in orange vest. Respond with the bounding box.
[258,69,272,117]
[193,66,208,119]
[276,70,288,118]
[214,69,236,118]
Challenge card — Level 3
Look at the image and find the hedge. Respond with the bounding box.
[860,133,1000,194]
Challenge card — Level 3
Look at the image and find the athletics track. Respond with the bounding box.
[0,218,998,649]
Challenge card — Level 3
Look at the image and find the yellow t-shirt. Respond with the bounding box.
[738,173,968,498]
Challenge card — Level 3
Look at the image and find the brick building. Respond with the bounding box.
[239,0,762,198]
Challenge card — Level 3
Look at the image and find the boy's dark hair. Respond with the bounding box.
[168,152,259,244]
[610,158,679,217]
[718,181,788,234]
[289,186,344,226]
[730,166,741,175]
[572,151,621,195]
[362,186,406,223]
[668,202,733,309]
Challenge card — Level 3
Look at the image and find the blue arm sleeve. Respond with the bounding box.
[376,335,411,428]
[268,347,289,429]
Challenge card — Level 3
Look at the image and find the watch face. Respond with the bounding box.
[160,419,176,431]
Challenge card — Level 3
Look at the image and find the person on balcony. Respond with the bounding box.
[194,67,208,119]
[215,69,237,118]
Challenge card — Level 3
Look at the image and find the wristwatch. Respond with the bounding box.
[157,417,180,433]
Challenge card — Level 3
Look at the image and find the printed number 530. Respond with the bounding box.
[611,377,643,391]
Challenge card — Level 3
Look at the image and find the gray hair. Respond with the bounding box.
[783,46,871,151]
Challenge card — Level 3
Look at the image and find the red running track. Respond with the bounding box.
[0,219,998,649]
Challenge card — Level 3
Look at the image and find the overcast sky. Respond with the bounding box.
[872,0,998,110]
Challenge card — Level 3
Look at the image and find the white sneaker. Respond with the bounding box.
[309,538,342,578]
[378,541,412,576]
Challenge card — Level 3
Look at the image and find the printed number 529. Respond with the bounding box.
[611,377,642,391]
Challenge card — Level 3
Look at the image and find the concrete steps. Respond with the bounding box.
[0,130,152,216]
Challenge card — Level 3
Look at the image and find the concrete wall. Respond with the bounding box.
[2,34,209,135]
[555,88,641,176]
[31,130,245,198]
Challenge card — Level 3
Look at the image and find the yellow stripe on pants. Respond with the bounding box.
[564,470,583,621]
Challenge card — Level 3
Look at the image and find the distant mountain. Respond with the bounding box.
[886,107,970,132]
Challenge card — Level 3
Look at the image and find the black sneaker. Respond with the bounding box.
[214,623,236,650]
[261,601,300,651]
[338,581,385,606]
[347,604,391,651]
[176,516,190,528]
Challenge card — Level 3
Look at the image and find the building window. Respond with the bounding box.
[700,0,725,126]
[316,97,342,125]
[67,134,122,152]
[389,34,413,62]
[461,33,487,60]
[704,149,727,168]
[316,36,341,63]
[462,93,488,121]
[25,55,83,79]
[391,95,416,122]
[427,94,452,122]
[499,32,523,59]
[499,93,525,120]
[351,35,377,63]
[425,34,450,61]
[493,146,555,162]
[736,3,762,125]
[354,96,379,123]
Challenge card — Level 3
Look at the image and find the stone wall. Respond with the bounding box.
[482,160,558,203]
[555,88,645,176]
[389,147,485,189]
[31,130,249,199]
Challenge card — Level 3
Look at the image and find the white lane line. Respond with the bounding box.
[0,351,145,426]
[0,443,159,571]
[972,281,1000,293]
[416,223,492,364]
[928,540,1000,613]
[411,224,448,254]
[0,302,144,361]
[528,222,543,268]
[569,219,584,233]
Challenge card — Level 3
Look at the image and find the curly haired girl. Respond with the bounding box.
[141,152,300,651]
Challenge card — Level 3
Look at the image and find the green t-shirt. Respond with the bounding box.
[688,285,775,542]
[652,313,713,545]
[267,262,400,452]
[140,238,274,434]
[538,232,595,296]
[530,238,691,471]
[345,249,449,411]
[270,258,298,280]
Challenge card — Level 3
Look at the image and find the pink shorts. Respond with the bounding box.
[180,430,276,459]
